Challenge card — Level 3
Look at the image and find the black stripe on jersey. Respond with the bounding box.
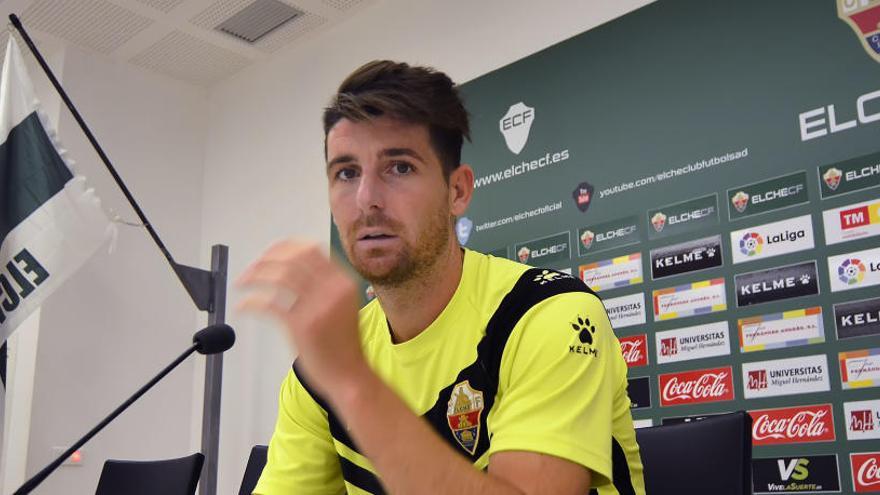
[292,268,595,487]
[339,456,386,495]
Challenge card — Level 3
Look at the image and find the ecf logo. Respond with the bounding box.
[499,102,535,155]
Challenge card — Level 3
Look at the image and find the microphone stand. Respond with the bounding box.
[14,344,199,495]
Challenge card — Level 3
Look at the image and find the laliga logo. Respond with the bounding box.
[824,167,843,191]
[580,230,595,249]
[517,246,531,263]
[499,102,535,155]
[731,191,750,213]
[838,258,867,285]
[739,232,764,257]
[651,212,667,232]
[838,0,880,64]
[455,217,473,246]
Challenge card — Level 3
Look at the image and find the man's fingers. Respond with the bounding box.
[236,258,319,295]
[236,292,296,323]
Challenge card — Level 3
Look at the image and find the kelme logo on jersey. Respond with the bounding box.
[514,231,570,265]
[838,0,880,64]
[828,247,880,292]
[818,151,880,198]
[752,454,841,494]
[572,181,595,213]
[455,217,473,245]
[727,172,809,221]
[499,102,534,155]
[569,315,598,357]
[446,381,484,455]
[647,194,719,240]
[576,215,640,257]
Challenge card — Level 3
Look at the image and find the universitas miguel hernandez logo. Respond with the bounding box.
[839,258,867,285]
[732,191,750,213]
[572,181,595,213]
[838,0,880,63]
[446,381,484,455]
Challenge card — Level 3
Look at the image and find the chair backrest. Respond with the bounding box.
[238,445,268,495]
[635,411,752,495]
[95,452,204,495]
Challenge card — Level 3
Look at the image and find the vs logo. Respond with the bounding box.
[499,102,535,154]
[778,458,810,482]
[838,0,880,63]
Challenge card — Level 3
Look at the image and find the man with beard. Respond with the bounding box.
[239,61,644,495]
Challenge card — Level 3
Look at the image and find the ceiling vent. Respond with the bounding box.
[216,0,301,43]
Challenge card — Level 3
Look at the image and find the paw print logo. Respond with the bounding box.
[706,247,716,258]
[533,269,570,285]
[800,274,812,285]
[571,316,596,344]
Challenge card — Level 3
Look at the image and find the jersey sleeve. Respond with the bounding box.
[486,291,623,487]
[253,370,345,495]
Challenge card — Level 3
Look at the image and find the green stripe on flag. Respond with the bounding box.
[1,111,72,248]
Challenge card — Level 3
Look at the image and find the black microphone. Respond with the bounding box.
[14,324,236,495]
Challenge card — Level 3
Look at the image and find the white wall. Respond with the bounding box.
[201,0,654,492]
[20,44,208,494]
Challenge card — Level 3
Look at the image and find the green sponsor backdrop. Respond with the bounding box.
[333,0,880,489]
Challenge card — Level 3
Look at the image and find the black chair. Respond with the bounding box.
[238,445,269,495]
[634,411,752,495]
[94,452,204,495]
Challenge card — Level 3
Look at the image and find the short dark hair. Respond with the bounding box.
[323,60,470,179]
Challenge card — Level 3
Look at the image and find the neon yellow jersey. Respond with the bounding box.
[255,249,645,495]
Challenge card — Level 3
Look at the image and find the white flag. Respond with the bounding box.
[0,36,111,341]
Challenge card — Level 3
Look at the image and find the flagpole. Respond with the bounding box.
[7,15,228,495]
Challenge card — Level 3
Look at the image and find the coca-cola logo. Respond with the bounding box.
[659,367,734,406]
[749,404,836,446]
[857,457,880,487]
[619,335,648,367]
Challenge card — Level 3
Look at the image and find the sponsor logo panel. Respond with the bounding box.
[840,348,880,389]
[729,215,815,265]
[835,297,880,340]
[647,194,719,240]
[619,334,649,367]
[658,366,735,407]
[818,151,880,198]
[662,412,729,425]
[735,261,819,307]
[727,171,810,221]
[655,321,731,365]
[845,399,880,441]
[602,292,646,329]
[739,307,825,353]
[632,419,653,429]
[650,235,723,280]
[576,215,639,257]
[742,354,830,399]
[579,252,643,292]
[823,197,880,245]
[752,455,841,494]
[851,452,880,493]
[627,376,651,410]
[653,278,727,321]
[828,247,880,293]
[749,404,836,446]
[514,231,571,265]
